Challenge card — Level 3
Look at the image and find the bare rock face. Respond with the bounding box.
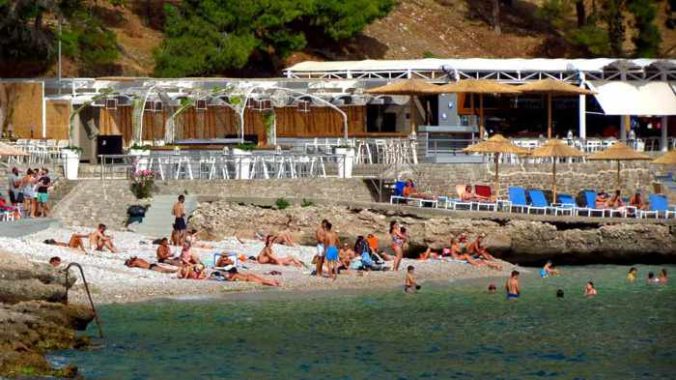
[190,201,676,264]
[0,251,93,378]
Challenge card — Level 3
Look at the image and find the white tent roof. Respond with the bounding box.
[589,81,676,116]
[285,58,673,74]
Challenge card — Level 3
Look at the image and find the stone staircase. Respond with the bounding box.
[129,194,198,238]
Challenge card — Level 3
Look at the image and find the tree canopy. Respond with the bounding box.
[154,0,395,77]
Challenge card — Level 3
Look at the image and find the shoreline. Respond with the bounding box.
[0,226,519,306]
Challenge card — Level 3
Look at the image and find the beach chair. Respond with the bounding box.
[526,189,551,215]
[390,180,407,204]
[508,187,530,213]
[472,185,498,212]
[576,191,607,217]
[446,184,472,210]
[639,194,676,219]
[552,194,577,216]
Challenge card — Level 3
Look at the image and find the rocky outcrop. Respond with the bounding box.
[0,251,94,378]
[189,201,676,264]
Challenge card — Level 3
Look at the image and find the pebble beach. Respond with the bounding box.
[0,227,517,305]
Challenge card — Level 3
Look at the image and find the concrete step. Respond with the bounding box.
[130,195,197,238]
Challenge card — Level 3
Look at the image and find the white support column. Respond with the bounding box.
[620,71,627,142]
[661,115,669,152]
[578,72,586,139]
[41,82,47,138]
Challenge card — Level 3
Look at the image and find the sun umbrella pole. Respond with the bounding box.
[409,97,416,134]
[547,93,552,139]
[617,160,621,190]
[480,94,485,139]
[494,153,500,198]
[552,159,557,203]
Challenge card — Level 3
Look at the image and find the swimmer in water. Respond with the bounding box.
[647,272,659,284]
[505,270,520,300]
[556,289,564,298]
[405,265,421,293]
[584,281,597,297]
[658,269,668,284]
[540,260,559,278]
[487,283,497,294]
[627,267,638,282]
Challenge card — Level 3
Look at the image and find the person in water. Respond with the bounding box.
[224,267,280,287]
[505,270,520,300]
[324,222,340,280]
[257,235,304,268]
[49,256,61,268]
[584,281,597,297]
[556,289,565,298]
[658,269,668,284]
[540,260,560,278]
[43,233,89,253]
[627,267,638,282]
[405,265,421,293]
[647,272,659,284]
[487,283,497,294]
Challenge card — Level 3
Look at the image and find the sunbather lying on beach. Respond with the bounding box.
[606,190,624,208]
[257,235,304,267]
[44,234,88,253]
[403,179,435,200]
[215,252,248,268]
[89,224,118,253]
[418,236,483,267]
[629,192,647,210]
[223,267,280,287]
[156,238,181,266]
[124,257,178,273]
[178,264,207,280]
[467,234,502,270]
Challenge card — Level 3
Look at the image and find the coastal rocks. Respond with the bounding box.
[0,251,94,378]
[189,201,676,264]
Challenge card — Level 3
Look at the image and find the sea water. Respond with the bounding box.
[50,265,675,379]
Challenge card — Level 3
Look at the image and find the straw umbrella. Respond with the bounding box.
[463,134,530,196]
[366,79,442,133]
[517,79,592,139]
[652,150,676,165]
[587,142,651,189]
[436,80,521,139]
[0,142,28,157]
[530,139,585,202]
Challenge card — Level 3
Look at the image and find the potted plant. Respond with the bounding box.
[231,143,255,180]
[128,143,152,170]
[263,110,276,146]
[130,169,155,200]
[334,144,355,178]
[61,145,82,180]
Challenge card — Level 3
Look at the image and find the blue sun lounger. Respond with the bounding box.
[552,194,577,216]
[576,191,607,217]
[639,194,676,219]
[526,189,552,215]
[508,187,530,213]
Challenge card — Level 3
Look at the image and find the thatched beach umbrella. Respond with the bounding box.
[652,150,676,165]
[530,139,585,201]
[587,142,651,189]
[463,134,530,196]
[436,80,521,139]
[517,79,592,138]
[366,79,442,133]
[0,142,28,157]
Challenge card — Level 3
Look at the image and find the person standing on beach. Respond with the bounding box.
[7,167,22,206]
[324,222,340,280]
[172,195,187,246]
[313,219,328,277]
[505,270,520,300]
[390,221,407,271]
[36,168,51,217]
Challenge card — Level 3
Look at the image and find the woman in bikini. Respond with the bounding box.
[257,235,304,267]
[124,257,178,274]
[390,221,407,271]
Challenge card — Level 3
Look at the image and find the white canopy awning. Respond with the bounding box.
[589,80,676,115]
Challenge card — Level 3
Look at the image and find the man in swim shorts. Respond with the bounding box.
[324,222,340,281]
[172,195,187,245]
[89,224,118,253]
[505,270,520,300]
[313,219,328,277]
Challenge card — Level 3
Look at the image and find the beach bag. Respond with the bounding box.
[350,259,363,270]
[361,251,374,267]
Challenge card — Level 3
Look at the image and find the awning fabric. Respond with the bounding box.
[589,80,676,115]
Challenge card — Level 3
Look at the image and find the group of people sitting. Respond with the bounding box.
[595,189,650,212]
[44,224,118,254]
[416,232,502,270]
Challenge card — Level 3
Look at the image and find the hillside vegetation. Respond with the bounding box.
[0,0,674,78]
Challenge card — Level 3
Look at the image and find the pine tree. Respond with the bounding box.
[627,0,661,57]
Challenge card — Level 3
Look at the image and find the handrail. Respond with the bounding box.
[65,263,104,339]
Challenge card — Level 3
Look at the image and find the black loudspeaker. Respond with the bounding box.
[97,135,123,156]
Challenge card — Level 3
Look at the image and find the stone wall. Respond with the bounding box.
[408,161,657,200]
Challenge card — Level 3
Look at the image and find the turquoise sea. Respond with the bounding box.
[50,265,675,379]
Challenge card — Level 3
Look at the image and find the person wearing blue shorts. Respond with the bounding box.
[505,270,520,300]
[324,222,340,281]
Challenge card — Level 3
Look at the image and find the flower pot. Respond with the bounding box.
[334,147,355,178]
[232,148,252,180]
[129,149,151,171]
[61,149,80,180]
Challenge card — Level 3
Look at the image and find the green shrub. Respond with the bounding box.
[301,198,314,207]
[275,198,290,210]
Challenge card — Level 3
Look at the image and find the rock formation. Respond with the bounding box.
[189,201,676,264]
[0,251,94,378]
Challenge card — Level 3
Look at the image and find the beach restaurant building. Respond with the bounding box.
[1,58,674,162]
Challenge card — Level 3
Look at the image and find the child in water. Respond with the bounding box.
[405,265,421,293]
[647,272,660,284]
[556,289,564,298]
[584,281,597,297]
[627,267,638,282]
[658,269,668,284]
[540,260,559,278]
